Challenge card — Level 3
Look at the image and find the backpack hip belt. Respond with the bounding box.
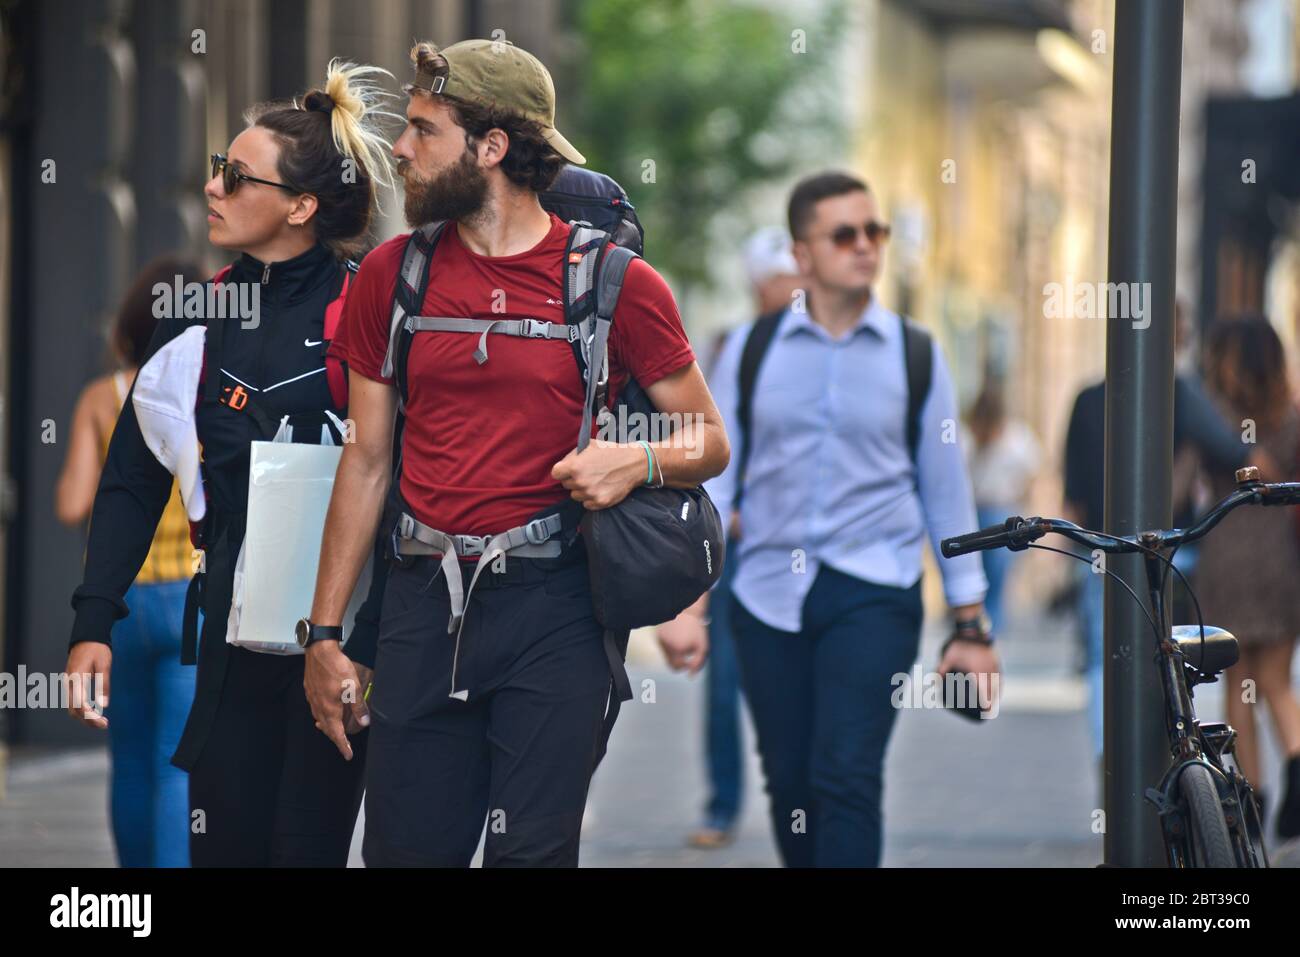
[390,508,566,702]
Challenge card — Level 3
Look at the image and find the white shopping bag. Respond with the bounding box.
[226,412,371,654]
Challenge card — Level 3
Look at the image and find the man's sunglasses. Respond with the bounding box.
[210,153,297,196]
[816,220,892,249]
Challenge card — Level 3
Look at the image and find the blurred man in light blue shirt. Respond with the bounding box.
[664,171,998,867]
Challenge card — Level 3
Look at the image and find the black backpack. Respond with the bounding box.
[731,307,933,513]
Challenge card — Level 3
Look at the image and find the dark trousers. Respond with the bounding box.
[362,552,616,867]
[187,647,368,867]
[704,553,744,827]
[731,565,922,867]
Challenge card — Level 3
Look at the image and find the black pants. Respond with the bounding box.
[362,551,617,867]
[187,647,368,866]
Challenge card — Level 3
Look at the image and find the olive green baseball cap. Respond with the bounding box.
[409,38,586,165]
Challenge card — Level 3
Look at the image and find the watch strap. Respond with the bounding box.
[303,622,344,646]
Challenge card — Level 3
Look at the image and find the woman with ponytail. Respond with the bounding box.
[65,61,398,867]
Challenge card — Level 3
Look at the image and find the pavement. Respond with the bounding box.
[4,606,1299,867]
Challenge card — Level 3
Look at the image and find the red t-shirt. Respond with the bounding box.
[329,213,696,536]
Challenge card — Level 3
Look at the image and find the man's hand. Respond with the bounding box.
[937,639,1001,712]
[64,642,112,729]
[657,610,709,674]
[303,641,369,760]
[552,444,643,510]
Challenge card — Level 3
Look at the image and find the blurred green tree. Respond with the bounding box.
[561,0,846,290]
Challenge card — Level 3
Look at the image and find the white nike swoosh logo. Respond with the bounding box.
[304,338,323,347]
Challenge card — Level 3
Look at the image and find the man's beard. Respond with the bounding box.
[401,149,488,227]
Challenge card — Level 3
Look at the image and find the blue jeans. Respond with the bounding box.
[976,504,1016,632]
[731,566,923,867]
[1078,564,1105,762]
[106,579,197,867]
[702,553,743,829]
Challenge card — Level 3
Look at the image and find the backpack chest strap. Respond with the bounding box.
[404,315,579,364]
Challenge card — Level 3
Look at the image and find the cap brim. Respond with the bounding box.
[543,127,586,165]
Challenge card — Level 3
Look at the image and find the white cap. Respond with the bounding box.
[743,226,798,287]
[132,325,206,523]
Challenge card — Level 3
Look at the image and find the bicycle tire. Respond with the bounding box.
[1180,763,1237,867]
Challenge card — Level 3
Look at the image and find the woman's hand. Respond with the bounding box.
[65,642,113,729]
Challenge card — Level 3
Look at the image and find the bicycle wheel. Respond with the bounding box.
[1179,763,1237,867]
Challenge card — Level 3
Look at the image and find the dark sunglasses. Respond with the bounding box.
[817,220,892,249]
[210,153,297,196]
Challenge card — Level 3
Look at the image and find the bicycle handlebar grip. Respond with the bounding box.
[940,518,1025,559]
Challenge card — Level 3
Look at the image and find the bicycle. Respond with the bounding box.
[940,466,1300,868]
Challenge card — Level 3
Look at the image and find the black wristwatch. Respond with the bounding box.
[295,618,344,649]
[942,612,993,656]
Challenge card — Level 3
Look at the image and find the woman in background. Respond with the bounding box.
[56,257,202,867]
[1196,315,1300,839]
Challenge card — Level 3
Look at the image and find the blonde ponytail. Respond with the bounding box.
[320,58,400,194]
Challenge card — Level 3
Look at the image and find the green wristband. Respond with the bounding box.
[638,441,654,486]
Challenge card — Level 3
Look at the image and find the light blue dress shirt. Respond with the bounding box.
[705,297,988,633]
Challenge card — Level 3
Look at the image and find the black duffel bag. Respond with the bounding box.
[568,233,725,630]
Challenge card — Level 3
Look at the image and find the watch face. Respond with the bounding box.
[295,618,311,647]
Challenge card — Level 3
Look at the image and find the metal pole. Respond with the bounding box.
[1103,0,1183,866]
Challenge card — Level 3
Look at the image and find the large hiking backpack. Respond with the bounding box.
[541,164,644,255]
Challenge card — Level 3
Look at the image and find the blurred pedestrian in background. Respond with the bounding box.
[1062,303,1278,770]
[56,256,202,867]
[1195,315,1300,839]
[693,171,995,867]
[670,227,802,850]
[962,379,1040,633]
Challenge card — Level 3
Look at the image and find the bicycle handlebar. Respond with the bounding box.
[941,479,1300,560]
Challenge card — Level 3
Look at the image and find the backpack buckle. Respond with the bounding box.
[390,526,410,566]
[519,318,549,339]
[523,518,552,546]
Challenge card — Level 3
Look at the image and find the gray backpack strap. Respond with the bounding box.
[575,243,637,453]
[382,220,448,390]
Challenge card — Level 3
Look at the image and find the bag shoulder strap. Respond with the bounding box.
[383,221,450,404]
[322,260,358,349]
[733,308,786,511]
[201,265,234,404]
[568,225,639,453]
[901,315,933,467]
